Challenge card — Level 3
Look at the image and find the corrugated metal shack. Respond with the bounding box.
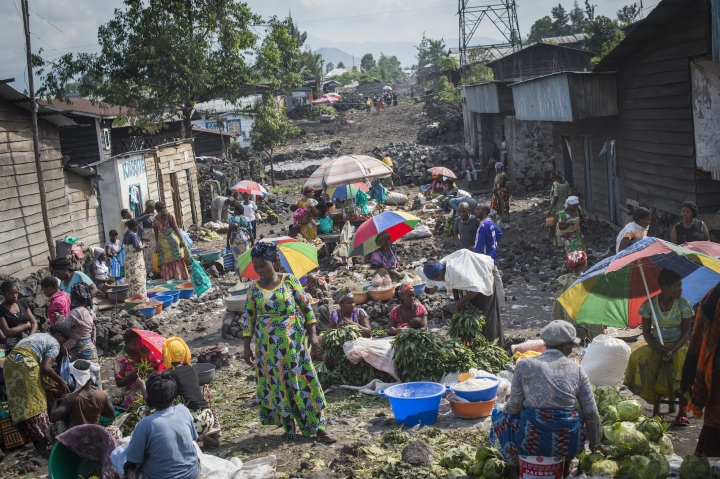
[511,0,720,229]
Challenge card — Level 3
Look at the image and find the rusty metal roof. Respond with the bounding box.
[594,0,690,72]
[0,84,77,127]
[38,97,123,118]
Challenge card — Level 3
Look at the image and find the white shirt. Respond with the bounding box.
[211,196,229,211]
[242,201,257,221]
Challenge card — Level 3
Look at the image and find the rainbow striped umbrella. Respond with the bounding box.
[351,211,421,256]
[559,238,720,340]
[236,237,318,280]
[326,182,369,199]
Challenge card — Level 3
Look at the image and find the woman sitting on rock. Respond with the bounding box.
[330,288,371,338]
[388,284,428,335]
[369,231,403,280]
[0,280,38,351]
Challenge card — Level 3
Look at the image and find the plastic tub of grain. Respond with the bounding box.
[450,376,500,402]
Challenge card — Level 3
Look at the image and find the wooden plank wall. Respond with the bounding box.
[59,115,100,166]
[491,45,593,81]
[0,99,105,275]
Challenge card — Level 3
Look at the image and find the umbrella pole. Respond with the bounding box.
[638,261,664,346]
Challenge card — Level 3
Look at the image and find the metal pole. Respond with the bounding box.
[638,261,664,346]
[21,0,56,259]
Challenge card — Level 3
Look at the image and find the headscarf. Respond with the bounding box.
[145,199,156,208]
[145,372,177,410]
[49,257,73,271]
[375,231,391,248]
[495,162,504,170]
[70,360,101,393]
[332,286,353,304]
[92,247,104,262]
[565,250,587,268]
[70,282,94,308]
[551,170,563,179]
[396,283,414,296]
[423,260,443,280]
[250,242,278,262]
[682,201,699,218]
[564,196,579,208]
[163,337,192,370]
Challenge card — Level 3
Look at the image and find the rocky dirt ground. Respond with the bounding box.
[0,96,704,478]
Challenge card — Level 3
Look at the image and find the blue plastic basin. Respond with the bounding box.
[379,382,448,426]
[155,294,174,309]
[157,289,180,303]
[450,376,500,402]
[137,306,156,318]
[178,288,195,299]
[413,283,426,296]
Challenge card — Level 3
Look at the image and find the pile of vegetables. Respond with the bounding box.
[444,217,454,236]
[679,453,717,479]
[439,445,508,479]
[577,385,674,478]
[198,229,222,241]
[264,208,279,224]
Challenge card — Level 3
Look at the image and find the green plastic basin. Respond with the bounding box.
[48,442,101,479]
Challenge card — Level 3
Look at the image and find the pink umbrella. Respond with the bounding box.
[231,180,267,196]
[311,95,339,105]
[304,155,392,189]
[682,241,720,258]
[427,166,457,179]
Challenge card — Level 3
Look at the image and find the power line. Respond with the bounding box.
[0,43,100,57]
[28,7,85,46]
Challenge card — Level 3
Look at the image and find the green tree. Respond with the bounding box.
[36,1,300,138]
[585,0,597,21]
[377,53,403,82]
[617,3,640,25]
[527,16,555,43]
[551,4,571,36]
[585,16,622,54]
[287,17,307,49]
[439,56,460,83]
[361,53,376,72]
[301,49,325,93]
[590,29,625,66]
[569,1,587,33]
[337,61,345,68]
[326,62,335,74]
[249,97,300,187]
[415,33,447,73]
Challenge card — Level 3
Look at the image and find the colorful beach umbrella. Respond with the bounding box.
[558,237,720,341]
[231,180,267,196]
[351,211,421,256]
[304,155,392,189]
[326,182,369,199]
[682,241,720,259]
[427,166,456,179]
[236,237,319,280]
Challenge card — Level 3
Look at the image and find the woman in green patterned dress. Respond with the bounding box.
[242,242,335,442]
[546,170,570,246]
[555,196,588,254]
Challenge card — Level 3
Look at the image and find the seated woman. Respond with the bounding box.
[297,186,320,240]
[492,320,603,479]
[89,248,112,292]
[388,284,428,335]
[60,283,100,386]
[0,280,38,351]
[51,256,98,298]
[5,323,72,449]
[227,204,255,262]
[330,288,371,338]
[41,276,71,325]
[625,268,693,425]
[430,174,445,195]
[123,372,200,479]
[439,178,459,211]
[47,360,114,443]
[114,329,163,408]
[136,337,216,436]
[306,273,331,331]
[369,231,403,280]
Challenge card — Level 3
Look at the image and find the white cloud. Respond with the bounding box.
[1,0,639,91]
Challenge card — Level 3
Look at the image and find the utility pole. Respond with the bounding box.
[21,0,56,258]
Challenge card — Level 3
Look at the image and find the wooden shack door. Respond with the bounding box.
[170,172,183,229]
[604,139,620,225]
[583,136,594,212]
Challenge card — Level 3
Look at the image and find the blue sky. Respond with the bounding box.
[1,0,644,92]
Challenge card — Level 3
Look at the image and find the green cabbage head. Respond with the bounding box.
[590,459,620,477]
[611,430,650,457]
[603,421,637,445]
[580,451,604,473]
[447,468,467,477]
[602,405,621,425]
[482,458,508,479]
[679,453,711,479]
[616,455,659,479]
[637,416,668,442]
[658,434,674,455]
[648,452,670,479]
[616,399,643,421]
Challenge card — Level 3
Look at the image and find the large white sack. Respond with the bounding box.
[580,333,631,387]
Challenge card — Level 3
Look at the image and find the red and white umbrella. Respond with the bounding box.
[682,241,720,258]
[304,155,392,189]
[231,180,267,196]
[427,166,456,179]
[311,95,339,105]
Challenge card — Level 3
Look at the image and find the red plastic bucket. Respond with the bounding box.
[519,455,564,479]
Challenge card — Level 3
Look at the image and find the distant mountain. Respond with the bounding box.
[308,34,502,69]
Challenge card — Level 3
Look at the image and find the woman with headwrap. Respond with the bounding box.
[330,287,371,338]
[59,283,100,387]
[684,282,720,454]
[388,284,428,335]
[47,360,113,443]
[50,256,98,299]
[546,170,570,245]
[671,201,710,244]
[242,242,334,442]
[152,201,189,280]
[369,231,403,280]
[123,372,200,479]
[490,162,510,222]
[89,247,111,293]
[616,207,651,253]
[555,196,588,254]
[114,329,163,408]
[297,186,320,240]
[123,219,148,298]
[141,200,157,269]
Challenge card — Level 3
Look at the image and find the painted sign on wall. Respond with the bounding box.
[121,157,146,180]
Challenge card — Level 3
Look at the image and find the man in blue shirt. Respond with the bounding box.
[124,372,199,479]
[473,203,502,264]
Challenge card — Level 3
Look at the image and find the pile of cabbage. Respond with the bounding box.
[578,386,673,478]
[439,445,509,479]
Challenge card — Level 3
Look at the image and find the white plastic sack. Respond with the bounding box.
[344,337,400,381]
[385,192,409,206]
[402,224,433,240]
[457,189,471,198]
[339,379,400,395]
[580,333,631,387]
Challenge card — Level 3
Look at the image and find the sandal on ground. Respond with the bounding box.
[674,416,690,427]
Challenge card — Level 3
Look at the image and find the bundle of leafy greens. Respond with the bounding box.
[392,329,447,382]
[315,325,378,387]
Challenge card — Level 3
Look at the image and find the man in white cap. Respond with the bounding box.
[491,320,603,478]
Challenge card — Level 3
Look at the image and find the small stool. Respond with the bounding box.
[654,397,679,415]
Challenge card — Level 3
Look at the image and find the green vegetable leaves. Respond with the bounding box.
[448,306,485,343]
